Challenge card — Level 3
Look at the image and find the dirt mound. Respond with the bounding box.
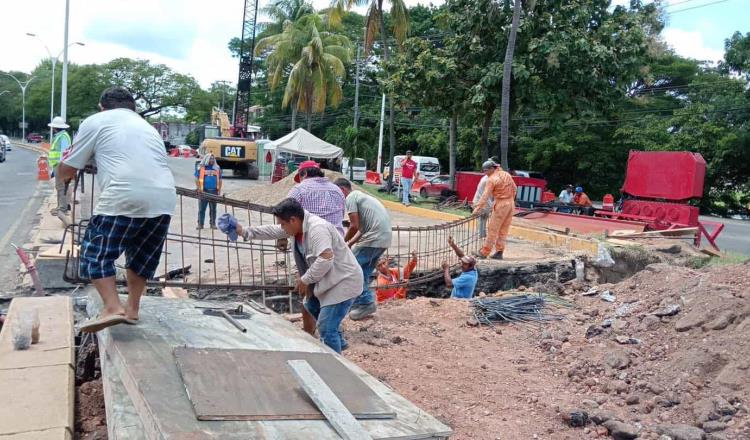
[230,169,362,207]
[76,378,107,438]
[344,262,750,439]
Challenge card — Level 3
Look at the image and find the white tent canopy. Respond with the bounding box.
[270,128,343,159]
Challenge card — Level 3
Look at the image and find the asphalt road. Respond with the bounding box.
[0,146,50,294]
[700,215,750,256]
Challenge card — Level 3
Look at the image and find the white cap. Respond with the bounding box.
[48,116,69,129]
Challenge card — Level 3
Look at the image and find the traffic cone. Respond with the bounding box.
[602,194,614,211]
[37,156,50,181]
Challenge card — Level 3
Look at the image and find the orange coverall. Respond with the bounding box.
[574,192,592,207]
[474,168,517,257]
[375,257,417,302]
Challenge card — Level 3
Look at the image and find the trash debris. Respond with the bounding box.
[470,294,572,326]
[600,291,616,303]
[615,335,640,345]
[594,243,616,268]
[582,287,599,296]
[601,318,613,328]
[575,259,585,281]
[615,304,630,317]
[652,304,680,317]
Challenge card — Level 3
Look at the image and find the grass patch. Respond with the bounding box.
[359,184,471,218]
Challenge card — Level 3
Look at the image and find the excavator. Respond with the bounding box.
[197,108,260,179]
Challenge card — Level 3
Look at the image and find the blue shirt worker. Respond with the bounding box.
[442,236,478,299]
[195,153,223,230]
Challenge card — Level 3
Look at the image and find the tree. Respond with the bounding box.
[255,14,352,130]
[722,31,750,79]
[186,81,237,123]
[103,58,201,118]
[332,0,410,187]
[498,0,523,169]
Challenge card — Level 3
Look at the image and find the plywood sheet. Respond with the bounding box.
[0,365,74,436]
[0,296,74,370]
[173,348,395,421]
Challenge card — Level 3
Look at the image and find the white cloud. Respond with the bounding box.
[662,28,724,63]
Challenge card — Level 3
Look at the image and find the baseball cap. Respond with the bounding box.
[481,160,497,171]
[575,186,583,193]
[294,160,320,183]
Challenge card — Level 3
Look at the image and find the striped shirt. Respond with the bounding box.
[287,177,346,235]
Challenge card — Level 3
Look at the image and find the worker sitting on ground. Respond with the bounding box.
[195,153,222,230]
[441,236,478,299]
[375,251,418,303]
[471,164,517,260]
[573,186,594,215]
[218,198,362,354]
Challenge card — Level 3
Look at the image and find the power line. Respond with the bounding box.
[667,0,730,14]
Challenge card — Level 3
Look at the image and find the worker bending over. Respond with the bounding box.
[472,165,517,260]
[574,186,594,215]
[442,236,478,299]
[375,251,418,302]
[218,198,362,353]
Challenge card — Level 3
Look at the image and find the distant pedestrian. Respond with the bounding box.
[218,198,362,353]
[195,153,222,230]
[59,86,176,333]
[399,150,418,206]
[442,236,478,299]
[473,160,498,238]
[333,178,392,321]
[472,165,517,260]
[287,160,346,335]
[48,116,72,215]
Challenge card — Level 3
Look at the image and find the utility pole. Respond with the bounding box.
[4,74,35,141]
[376,94,385,174]
[60,0,71,121]
[353,44,361,129]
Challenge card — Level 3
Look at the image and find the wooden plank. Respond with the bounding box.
[611,227,698,238]
[606,238,641,247]
[0,365,74,436]
[173,348,394,421]
[287,360,373,440]
[89,291,452,440]
[0,296,74,370]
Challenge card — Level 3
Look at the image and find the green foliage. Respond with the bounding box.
[722,31,750,79]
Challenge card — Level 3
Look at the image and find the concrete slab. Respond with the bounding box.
[0,427,71,440]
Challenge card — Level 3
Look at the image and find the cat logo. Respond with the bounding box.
[222,145,245,158]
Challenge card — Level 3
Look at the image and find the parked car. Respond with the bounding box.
[175,144,198,157]
[0,135,10,151]
[415,175,452,198]
[342,157,367,183]
[26,133,43,143]
[0,140,6,162]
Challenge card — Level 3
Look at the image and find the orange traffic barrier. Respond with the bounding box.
[37,156,50,181]
[602,193,615,211]
[541,190,555,203]
[365,170,382,185]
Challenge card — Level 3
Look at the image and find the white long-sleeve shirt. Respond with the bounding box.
[473,175,495,210]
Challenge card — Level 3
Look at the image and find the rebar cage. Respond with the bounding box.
[62,169,484,307]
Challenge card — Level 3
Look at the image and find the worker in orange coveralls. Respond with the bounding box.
[573,186,594,215]
[472,166,517,260]
[375,251,417,302]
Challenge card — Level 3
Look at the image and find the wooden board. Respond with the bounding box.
[88,290,452,440]
[173,348,395,421]
[0,365,74,436]
[287,360,373,440]
[0,296,74,370]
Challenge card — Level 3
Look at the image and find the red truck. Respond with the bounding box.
[413,171,548,207]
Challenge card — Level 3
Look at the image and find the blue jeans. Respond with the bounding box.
[304,295,355,353]
[198,189,218,226]
[352,247,386,306]
[401,178,413,204]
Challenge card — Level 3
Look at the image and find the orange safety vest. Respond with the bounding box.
[198,166,222,192]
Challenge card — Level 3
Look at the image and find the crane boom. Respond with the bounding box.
[233,0,260,137]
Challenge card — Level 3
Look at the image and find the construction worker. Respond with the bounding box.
[333,178,392,321]
[442,236,478,298]
[471,165,517,260]
[558,184,574,213]
[376,251,418,302]
[218,198,362,353]
[48,116,72,215]
[574,186,594,215]
[473,160,498,238]
[195,153,222,229]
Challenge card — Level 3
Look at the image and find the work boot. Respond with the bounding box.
[210,223,217,230]
[349,302,376,321]
[196,224,203,230]
[490,251,504,260]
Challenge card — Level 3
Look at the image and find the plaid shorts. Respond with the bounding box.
[79,215,171,280]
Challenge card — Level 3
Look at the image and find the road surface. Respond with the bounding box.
[0,146,50,295]
[700,215,750,256]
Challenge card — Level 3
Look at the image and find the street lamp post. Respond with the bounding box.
[61,0,71,122]
[3,74,36,141]
[27,33,84,142]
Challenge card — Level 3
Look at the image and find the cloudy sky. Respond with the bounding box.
[0,0,747,88]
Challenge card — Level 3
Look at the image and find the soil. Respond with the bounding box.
[229,168,362,206]
[76,378,108,439]
[343,261,750,439]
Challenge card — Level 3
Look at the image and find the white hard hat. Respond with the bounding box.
[48,116,69,129]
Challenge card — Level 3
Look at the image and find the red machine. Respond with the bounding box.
[453,171,547,206]
[595,151,723,249]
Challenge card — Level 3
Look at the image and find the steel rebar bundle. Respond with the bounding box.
[471,294,571,326]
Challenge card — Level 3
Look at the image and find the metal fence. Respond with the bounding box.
[63,169,484,307]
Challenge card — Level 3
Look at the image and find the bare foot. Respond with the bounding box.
[124,307,139,321]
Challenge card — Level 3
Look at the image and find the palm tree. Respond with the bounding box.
[259,0,315,35]
[330,0,409,185]
[255,14,352,130]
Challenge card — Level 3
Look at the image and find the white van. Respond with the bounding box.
[392,155,441,183]
[342,157,367,183]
